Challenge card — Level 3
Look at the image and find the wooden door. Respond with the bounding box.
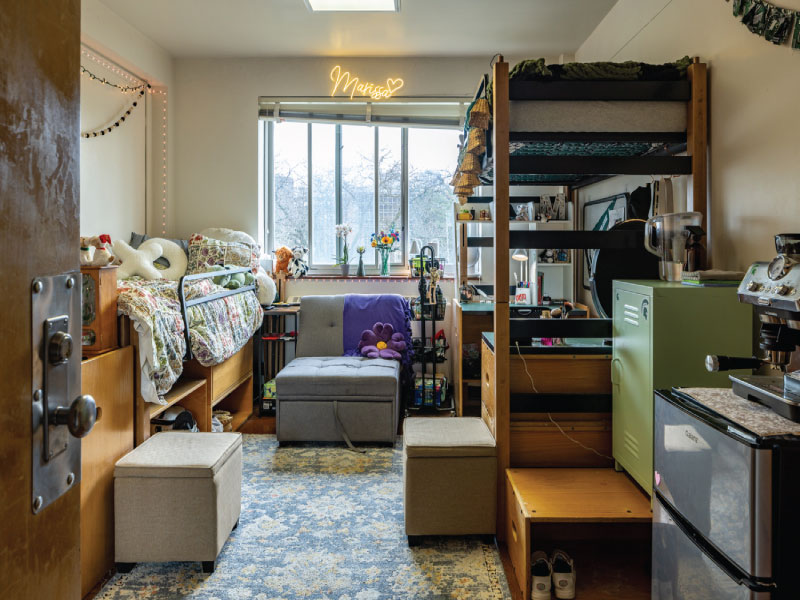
[0,2,82,599]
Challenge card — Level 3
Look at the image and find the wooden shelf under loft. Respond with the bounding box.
[505,468,652,600]
[132,333,255,444]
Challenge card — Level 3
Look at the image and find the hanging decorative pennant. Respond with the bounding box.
[729,0,800,50]
[794,11,800,48]
[765,5,794,44]
[742,0,769,35]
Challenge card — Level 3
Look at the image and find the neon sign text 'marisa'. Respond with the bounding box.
[330,65,404,100]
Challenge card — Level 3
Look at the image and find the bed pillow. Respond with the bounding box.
[186,233,259,275]
[130,232,189,267]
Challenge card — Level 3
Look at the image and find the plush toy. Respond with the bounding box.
[358,322,407,360]
[112,239,164,280]
[80,235,115,266]
[539,249,555,263]
[273,246,293,275]
[139,237,188,281]
[206,265,257,290]
[288,246,309,279]
[79,243,95,266]
[255,269,277,305]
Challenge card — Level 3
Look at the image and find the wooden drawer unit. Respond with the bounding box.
[480,339,496,436]
[185,339,253,404]
[80,346,134,597]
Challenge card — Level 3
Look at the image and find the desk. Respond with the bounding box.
[480,333,613,470]
[453,300,585,416]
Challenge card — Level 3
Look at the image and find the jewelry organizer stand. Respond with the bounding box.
[406,245,455,416]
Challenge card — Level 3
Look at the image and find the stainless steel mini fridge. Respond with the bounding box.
[653,389,800,599]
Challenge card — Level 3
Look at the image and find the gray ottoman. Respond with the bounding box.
[277,356,399,443]
[114,432,242,573]
[403,417,497,543]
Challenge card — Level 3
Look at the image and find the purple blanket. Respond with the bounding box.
[342,294,413,377]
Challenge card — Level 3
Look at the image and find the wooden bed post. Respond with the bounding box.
[492,56,511,541]
[687,58,709,266]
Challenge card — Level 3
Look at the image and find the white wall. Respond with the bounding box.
[80,0,174,239]
[577,0,800,271]
[79,70,146,240]
[171,56,538,244]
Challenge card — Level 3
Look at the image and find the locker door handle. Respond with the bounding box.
[611,358,622,386]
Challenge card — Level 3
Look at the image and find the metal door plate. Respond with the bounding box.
[31,272,81,514]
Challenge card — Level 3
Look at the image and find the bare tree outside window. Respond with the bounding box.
[267,121,459,272]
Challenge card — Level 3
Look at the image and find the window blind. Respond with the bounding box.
[258,97,469,129]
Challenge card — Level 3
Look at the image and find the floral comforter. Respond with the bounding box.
[117,277,263,405]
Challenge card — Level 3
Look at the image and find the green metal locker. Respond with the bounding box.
[611,281,753,495]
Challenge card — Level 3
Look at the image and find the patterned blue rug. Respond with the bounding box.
[96,434,510,599]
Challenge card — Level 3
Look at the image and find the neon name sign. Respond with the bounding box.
[330,65,404,100]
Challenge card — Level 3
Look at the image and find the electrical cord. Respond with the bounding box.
[515,341,613,461]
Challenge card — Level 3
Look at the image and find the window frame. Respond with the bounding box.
[263,121,456,276]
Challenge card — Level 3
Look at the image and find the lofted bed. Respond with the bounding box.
[456,55,708,599]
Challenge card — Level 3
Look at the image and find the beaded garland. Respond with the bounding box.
[81,88,147,139]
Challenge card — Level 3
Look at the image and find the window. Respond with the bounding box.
[264,122,460,274]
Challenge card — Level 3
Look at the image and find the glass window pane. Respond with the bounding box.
[341,125,376,265]
[311,124,336,265]
[408,127,459,267]
[273,122,308,251]
[377,127,402,264]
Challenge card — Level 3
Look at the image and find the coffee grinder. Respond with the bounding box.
[706,234,800,421]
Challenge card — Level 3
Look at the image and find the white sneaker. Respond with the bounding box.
[551,549,576,599]
[530,550,552,600]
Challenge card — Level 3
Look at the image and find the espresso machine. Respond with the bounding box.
[706,233,800,421]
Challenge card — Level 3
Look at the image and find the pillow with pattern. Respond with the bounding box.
[186,233,259,275]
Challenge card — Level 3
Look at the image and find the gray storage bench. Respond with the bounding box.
[275,295,400,444]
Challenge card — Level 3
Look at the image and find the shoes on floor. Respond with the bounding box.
[550,549,576,599]
[530,551,552,600]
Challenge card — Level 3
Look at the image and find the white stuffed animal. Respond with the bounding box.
[255,268,277,305]
[288,246,309,279]
[113,239,164,280]
[138,238,188,281]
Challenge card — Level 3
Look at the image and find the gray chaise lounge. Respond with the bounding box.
[275,295,400,444]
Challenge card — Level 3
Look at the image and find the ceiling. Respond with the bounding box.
[100,0,617,58]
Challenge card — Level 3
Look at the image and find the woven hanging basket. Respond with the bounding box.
[457,195,470,205]
[468,98,490,130]
[455,172,481,188]
[459,152,481,174]
[453,185,475,197]
[466,128,486,155]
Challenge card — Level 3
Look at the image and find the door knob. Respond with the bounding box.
[52,394,96,438]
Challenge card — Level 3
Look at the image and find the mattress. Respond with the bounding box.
[509,100,687,133]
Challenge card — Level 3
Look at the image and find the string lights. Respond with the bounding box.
[81,45,169,235]
[81,89,145,138]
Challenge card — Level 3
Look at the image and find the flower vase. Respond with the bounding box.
[340,264,350,277]
[379,249,390,276]
[356,255,365,277]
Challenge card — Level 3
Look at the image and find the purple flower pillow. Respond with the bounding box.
[358,322,406,360]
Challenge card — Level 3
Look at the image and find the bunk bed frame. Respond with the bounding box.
[123,267,259,445]
[480,55,708,598]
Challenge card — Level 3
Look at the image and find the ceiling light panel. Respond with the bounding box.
[305,0,399,12]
